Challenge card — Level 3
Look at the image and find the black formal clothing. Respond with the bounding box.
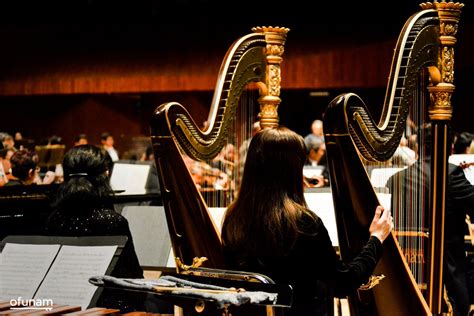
[44,207,144,311]
[223,211,383,316]
[388,160,474,316]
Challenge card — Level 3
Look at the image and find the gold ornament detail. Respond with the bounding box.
[442,47,455,83]
[175,256,208,271]
[440,22,458,37]
[252,26,290,35]
[420,1,464,11]
[428,83,455,120]
[269,65,281,96]
[266,44,285,57]
[431,91,452,108]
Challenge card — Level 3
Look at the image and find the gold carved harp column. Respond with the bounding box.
[421,1,464,313]
[150,27,288,270]
[253,26,286,129]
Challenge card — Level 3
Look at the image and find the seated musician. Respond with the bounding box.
[0,146,13,186]
[44,145,145,312]
[222,126,393,315]
[4,149,41,186]
[304,138,329,187]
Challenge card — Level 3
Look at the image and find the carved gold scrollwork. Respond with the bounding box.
[442,47,454,83]
[175,256,208,272]
[268,65,281,96]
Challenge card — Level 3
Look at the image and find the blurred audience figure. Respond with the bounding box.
[211,143,236,176]
[14,132,23,142]
[5,149,40,186]
[0,146,8,186]
[48,135,63,145]
[101,132,119,162]
[305,138,326,167]
[0,147,14,186]
[392,136,417,166]
[304,119,324,151]
[1,133,17,151]
[140,144,154,162]
[304,138,329,188]
[14,132,24,150]
[74,133,89,147]
[454,132,473,155]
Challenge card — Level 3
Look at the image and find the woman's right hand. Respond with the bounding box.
[369,205,393,243]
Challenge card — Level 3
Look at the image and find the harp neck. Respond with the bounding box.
[150,27,289,269]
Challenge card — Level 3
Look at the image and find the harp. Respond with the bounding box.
[323,2,463,315]
[150,27,289,270]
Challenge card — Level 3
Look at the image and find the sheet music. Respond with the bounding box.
[0,243,61,301]
[304,192,339,247]
[34,245,117,310]
[304,191,393,248]
[110,163,150,195]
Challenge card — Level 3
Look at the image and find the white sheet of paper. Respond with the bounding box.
[304,192,339,247]
[303,166,323,178]
[448,154,474,165]
[0,243,61,301]
[370,167,407,188]
[376,192,392,212]
[209,207,226,233]
[110,163,150,195]
[449,154,474,185]
[304,191,393,248]
[34,245,117,310]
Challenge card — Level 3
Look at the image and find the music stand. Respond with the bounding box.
[0,235,127,308]
[35,144,66,170]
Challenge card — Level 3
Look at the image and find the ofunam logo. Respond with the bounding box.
[9,297,53,311]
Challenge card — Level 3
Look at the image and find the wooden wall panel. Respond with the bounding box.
[0,40,396,96]
[0,23,472,146]
[283,40,394,89]
[0,92,212,155]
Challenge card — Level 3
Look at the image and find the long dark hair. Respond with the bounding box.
[222,126,310,258]
[53,145,113,213]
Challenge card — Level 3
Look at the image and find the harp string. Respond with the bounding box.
[363,70,431,292]
[180,86,258,211]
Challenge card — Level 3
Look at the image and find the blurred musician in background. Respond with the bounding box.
[73,133,89,147]
[0,145,13,186]
[4,149,41,186]
[0,133,17,152]
[101,132,119,162]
